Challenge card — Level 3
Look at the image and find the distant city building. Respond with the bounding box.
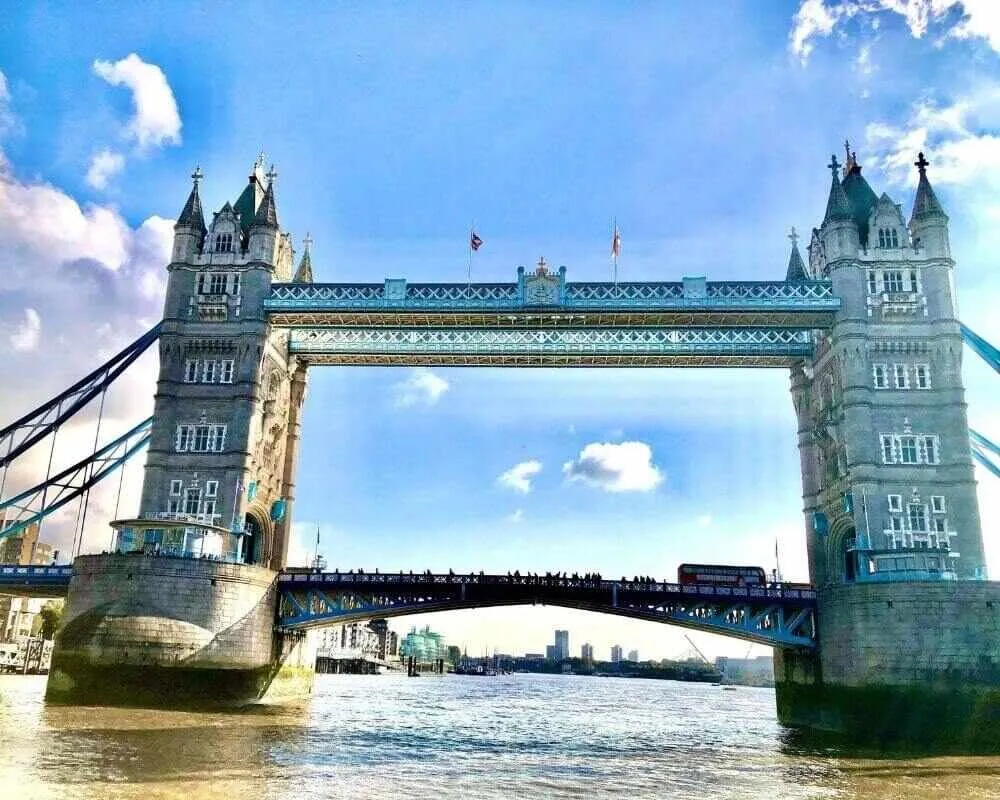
[524,653,545,661]
[0,520,56,644]
[627,649,639,663]
[554,629,569,660]
[398,625,448,663]
[611,645,623,663]
[715,655,774,685]
[545,644,557,661]
[581,642,594,662]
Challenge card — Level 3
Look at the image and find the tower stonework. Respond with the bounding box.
[47,162,316,708]
[777,151,1000,744]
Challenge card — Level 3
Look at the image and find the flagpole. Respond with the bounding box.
[612,217,617,285]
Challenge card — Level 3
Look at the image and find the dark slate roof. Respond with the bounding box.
[252,181,279,229]
[785,242,808,281]
[911,170,947,222]
[175,183,206,233]
[842,165,878,248]
[293,247,313,283]
[823,170,853,224]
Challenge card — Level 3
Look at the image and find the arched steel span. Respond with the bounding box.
[277,572,817,649]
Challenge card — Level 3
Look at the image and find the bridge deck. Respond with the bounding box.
[0,565,73,597]
[278,571,817,648]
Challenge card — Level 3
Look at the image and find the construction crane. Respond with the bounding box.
[683,634,713,668]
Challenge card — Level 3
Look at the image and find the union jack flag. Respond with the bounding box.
[470,230,483,251]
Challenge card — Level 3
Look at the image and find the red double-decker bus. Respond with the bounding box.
[677,563,767,587]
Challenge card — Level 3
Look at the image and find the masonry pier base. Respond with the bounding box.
[774,583,1000,748]
[45,554,315,709]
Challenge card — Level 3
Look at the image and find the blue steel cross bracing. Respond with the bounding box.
[277,572,817,649]
[962,324,1000,374]
[0,324,160,470]
[0,417,152,543]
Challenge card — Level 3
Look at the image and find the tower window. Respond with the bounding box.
[169,480,183,496]
[221,360,235,383]
[908,269,919,293]
[214,233,233,253]
[887,494,902,512]
[868,270,878,294]
[890,229,899,248]
[205,480,218,498]
[930,496,946,513]
[175,423,227,453]
[899,436,918,464]
[908,503,927,533]
[873,364,888,389]
[914,364,930,389]
[878,229,886,248]
[183,488,202,515]
[883,271,904,294]
[893,364,909,389]
[184,360,199,383]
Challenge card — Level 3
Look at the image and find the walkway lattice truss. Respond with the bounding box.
[277,573,818,649]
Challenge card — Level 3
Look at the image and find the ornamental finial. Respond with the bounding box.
[788,226,799,248]
[266,164,278,184]
[303,232,313,252]
[915,151,929,175]
[827,154,840,178]
[536,256,548,275]
[191,165,203,187]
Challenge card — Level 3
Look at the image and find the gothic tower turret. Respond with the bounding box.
[909,152,951,259]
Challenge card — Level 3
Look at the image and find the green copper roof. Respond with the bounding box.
[823,171,853,225]
[233,177,264,238]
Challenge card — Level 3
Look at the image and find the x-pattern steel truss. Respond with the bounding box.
[288,326,816,367]
[277,573,817,648]
[267,279,837,311]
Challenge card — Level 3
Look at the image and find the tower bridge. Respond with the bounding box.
[2,149,1000,743]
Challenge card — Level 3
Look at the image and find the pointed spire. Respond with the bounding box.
[785,227,808,281]
[252,179,279,229]
[293,233,314,283]
[823,154,853,224]
[910,151,947,222]
[175,166,206,233]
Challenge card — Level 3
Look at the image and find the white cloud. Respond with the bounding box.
[93,54,182,149]
[0,147,172,557]
[790,1,1000,63]
[864,90,1000,205]
[562,441,663,493]
[392,368,449,407]
[85,149,125,190]
[9,308,40,352]
[498,460,542,493]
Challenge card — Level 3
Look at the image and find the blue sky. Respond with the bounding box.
[1,1,999,660]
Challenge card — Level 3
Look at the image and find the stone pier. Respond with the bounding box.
[46,554,314,708]
[775,582,1000,746]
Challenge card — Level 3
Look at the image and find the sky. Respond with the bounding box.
[0,1,999,662]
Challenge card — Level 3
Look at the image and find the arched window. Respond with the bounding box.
[878,228,887,248]
[214,233,233,253]
[890,229,899,248]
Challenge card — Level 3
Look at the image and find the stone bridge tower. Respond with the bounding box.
[778,148,1000,744]
[47,161,317,708]
[132,160,309,571]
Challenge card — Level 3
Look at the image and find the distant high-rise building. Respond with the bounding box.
[611,645,623,663]
[554,629,569,660]
[627,649,639,663]
[0,520,45,565]
[545,644,557,661]
[581,642,594,662]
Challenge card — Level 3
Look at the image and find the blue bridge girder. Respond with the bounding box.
[277,572,818,649]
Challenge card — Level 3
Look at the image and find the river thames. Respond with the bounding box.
[1,672,999,799]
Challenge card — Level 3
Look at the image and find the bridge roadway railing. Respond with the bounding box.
[277,571,817,649]
[0,564,73,598]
